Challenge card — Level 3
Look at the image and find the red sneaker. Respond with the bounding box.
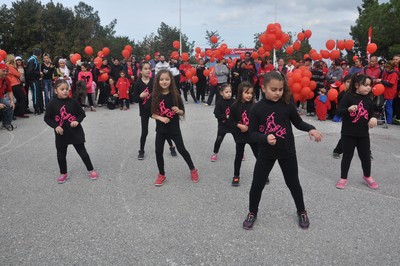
[210,153,218,162]
[155,174,166,187]
[191,169,199,183]
[89,170,99,180]
[57,174,68,184]
[363,176,378,189]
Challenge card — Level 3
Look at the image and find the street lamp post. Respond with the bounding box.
[179,0,182,55]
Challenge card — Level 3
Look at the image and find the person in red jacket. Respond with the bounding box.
[314,88,331,121]
[379,61,398,124]
[116,71,130,110]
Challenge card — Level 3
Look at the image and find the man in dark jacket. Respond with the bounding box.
[26,48,43,115]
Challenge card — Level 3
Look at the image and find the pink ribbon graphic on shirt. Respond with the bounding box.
[55,105,76,127]
[223,107,230,123]
[159,100,175,119]
[241,110,249,126]
[142,87,151,105]
[258,112,286,139]
[350,101,369,123]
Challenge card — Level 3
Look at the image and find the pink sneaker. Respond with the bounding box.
[155,174,166,187]
[363,176,378,189]
[336,178,347,189]
[191,169,199,183]
[57,174,68,184]
[89,170,99,180]
[210,153,218,162]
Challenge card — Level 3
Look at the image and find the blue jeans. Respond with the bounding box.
[42,79,53,108]
[385,99,393,124]
[0,98,13,126]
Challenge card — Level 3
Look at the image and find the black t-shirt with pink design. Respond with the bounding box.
[214,98,234,133]
[249,99,315,159]
[154,92,184,135]
[132,78,153,117]
[336,92,374,137]
[44,97,86,147]
[229,101,255,143]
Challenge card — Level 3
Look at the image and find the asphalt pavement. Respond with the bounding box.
[1,99,400,265]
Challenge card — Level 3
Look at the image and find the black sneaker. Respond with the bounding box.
[243,212,257,230]
[297,210,310,229]
[332,152,341,159]
[138,150,145,160]
[232,176,240,187]
[170,146,177,157]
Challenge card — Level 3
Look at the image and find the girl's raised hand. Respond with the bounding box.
[70,121,79,128]
[55,126,64,135]
[160,117,170,124]
[309,129,323,142]
[368,117,378,128]
[171,106,181,114]
[348,105,358,112]
[267,134,276,145]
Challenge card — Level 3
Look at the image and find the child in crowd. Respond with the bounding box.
[229,81,258,186]
[116,71,130,110]
[335,74,378,190]
[77,62,95,111]
[106,77,118,110]
[44,79,98,184]
[133,62,177,160]
[151,69,198,186]
[210,83,235,162]
[314,88,331,121]
[332,74,352,159]
[243,71,322,230]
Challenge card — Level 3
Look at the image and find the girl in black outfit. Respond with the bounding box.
[210,83,235,162]
[132,62,176,160]
[229,81,258,187]
[335,74,378,190]
[44,80,98,184]
[151,70,198,186]
[243,72,322,230]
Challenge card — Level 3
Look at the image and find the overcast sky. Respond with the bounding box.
[2,0,389,51]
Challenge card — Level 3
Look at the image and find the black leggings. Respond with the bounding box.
[140,116,173,151]
[155,132,194,175]
[56,143,94,174]
[213,131,232,153]
[12,84,27,116]
[120,99,130,108]
[87,93,94,107]
[341,135,371,179]
[249,155,305,214]
[234,142,258,177]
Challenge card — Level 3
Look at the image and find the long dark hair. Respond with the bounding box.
[262,71,292,104]
[233,81,254,112]
[151,69,183,115]
[349,73,373,97]
[138,61,151,80]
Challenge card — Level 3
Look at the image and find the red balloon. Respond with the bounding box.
[210,76,218,86]
[293,93,301,102]
[240,53,245,60]
[191,76,199,83]
[330,50,340,60]
[302,69,312,78]
[345,40,355,50]
[309,80,317,90]
[320,49,330,59]
[327,89,339,101]
[339,84,346,93]
[173,40,180,49]
[264,51,270,57]
[259,34,268,45]
[94,57,102,68]
[200,51,205,57]
[353,55,359,62]
[304,29,312,39]
[372,84,384,96]
[71,54,80,64]
[84,46,93,56]
[225,48,232,55]
[367,43,378,54]
[145,55,151,61]
[265,34,276,44]
[122,49,130,59]
[203,69,210,77]
[100,73,109,82]
[311,53,319,61]
[251,52,259,60]
[293,73,302,83]
[301,87,311,97]
[0,49,7,61]
[297,32,305,42]
[210,35,218,44]
[281,33,290,44]
[293,41,301,51]
[97,51,103,57]
[181,52,189,61]
[185,71,193,79]
[102,47,110,56]
[195,47,201,53]
[303,54,310,60]
[171,51,179,60]
[292,83,302,93]
[337,40,345,50]
[273,40,283,50]
[124,45,133,53]
[301,77,311,87]
[286,46,294,55]
[326,40,335,50]
[258,47,265,55]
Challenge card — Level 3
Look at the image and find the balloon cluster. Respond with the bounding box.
[287,66,317,102]
[285,28,312,55]
[258,23,292,57]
